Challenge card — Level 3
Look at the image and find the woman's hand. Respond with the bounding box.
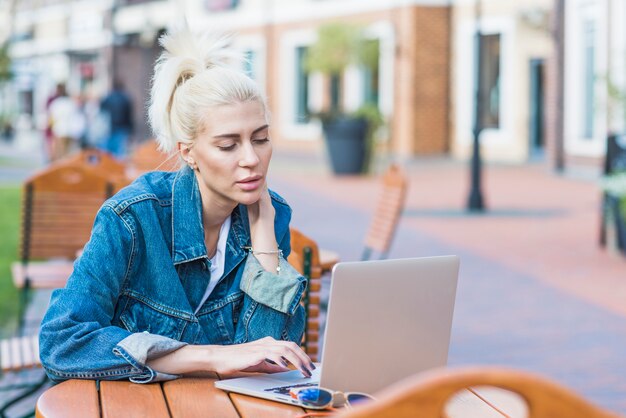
[212,337,314,377]
[246,181,275,228]
[146,337,314,378]
[246,182,280,273]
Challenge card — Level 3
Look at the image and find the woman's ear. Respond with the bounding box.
[178,142,198,170]
[178,142,194,163]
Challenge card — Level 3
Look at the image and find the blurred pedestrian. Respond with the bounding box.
[100,79,133,158]
[48,84,84,161]
[44,83,65,161]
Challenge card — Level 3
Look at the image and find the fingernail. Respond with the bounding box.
[281,359,290,367]
[302,367,312,377]
[265,358,277,365]
[309,362,316,370]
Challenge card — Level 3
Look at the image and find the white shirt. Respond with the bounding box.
[194,216,231,314]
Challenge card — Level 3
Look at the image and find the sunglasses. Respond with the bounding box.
[290,386,375,410]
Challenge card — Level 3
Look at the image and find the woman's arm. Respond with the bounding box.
[40,204,154,382]
[147,337,314,377]
[247,182,279,273]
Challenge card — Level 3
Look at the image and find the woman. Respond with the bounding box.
[39,28,313,383]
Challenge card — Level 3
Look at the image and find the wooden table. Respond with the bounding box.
[36,375,527,418]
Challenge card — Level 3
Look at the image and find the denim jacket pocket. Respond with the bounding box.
[196,291,244,345]
[118,295,189,340]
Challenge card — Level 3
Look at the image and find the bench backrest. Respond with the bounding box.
[20,164,113,262]
[288,227,323,361]
[338,366,620,418]
[362,163,409,260]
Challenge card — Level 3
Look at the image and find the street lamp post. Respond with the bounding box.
[467,0,485,212]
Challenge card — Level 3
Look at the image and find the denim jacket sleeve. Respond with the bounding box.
[39,204,183,383]
[240,254,306,315]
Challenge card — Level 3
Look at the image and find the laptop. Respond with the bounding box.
[215,255,459,406]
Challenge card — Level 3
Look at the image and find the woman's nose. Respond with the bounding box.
[239,142,260,167]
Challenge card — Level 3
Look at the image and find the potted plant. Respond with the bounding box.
[305,22,383,175]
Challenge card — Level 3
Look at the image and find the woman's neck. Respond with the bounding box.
[195,178,236,238]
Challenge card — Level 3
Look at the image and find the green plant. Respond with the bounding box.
[305,23,378,117]
[607,75,626,129]
[601,173,626,219]
[0,42,11,83]
[0,185,21,335]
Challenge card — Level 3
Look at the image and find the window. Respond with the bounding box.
[480,34,501,129]
[243,50,256,80]
[295,46,310,124]
[582,18,595,139]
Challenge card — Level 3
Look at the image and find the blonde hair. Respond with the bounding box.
[148,28,266,153]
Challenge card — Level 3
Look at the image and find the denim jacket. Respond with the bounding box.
[39,166,306,383]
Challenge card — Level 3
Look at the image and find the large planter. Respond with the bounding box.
[322,117,368,175]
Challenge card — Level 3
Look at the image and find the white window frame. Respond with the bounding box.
[279,28,321,141]
[564,0,608,157]
[233,34,267,94]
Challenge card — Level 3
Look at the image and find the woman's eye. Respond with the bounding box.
[253,138,269,144]
[218,144,236,151]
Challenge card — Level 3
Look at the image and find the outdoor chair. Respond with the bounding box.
[11,164,115,332]
[126,139,178,179]
[60,148,129,192]
[321,163,409,265]
[600,134,626,250]
[361,163,409,260]
[337,366,621,418]
[287,227,323,362]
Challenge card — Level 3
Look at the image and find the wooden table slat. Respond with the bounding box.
[230,392,307,418]
[163,377,240,418]
[36,380,100,418]
[36,378,522,417]
[100,380,170,418]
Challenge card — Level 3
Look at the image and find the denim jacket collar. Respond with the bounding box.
[171,166,248,266]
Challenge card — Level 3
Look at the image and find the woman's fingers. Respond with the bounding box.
[270,341,313,377]
[243,360,289,374]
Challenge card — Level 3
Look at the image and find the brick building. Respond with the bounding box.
[450,0,554,164]
[110,0,452,159]
[548,0,626,169]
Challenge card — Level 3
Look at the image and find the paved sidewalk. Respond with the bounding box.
[1,138,625,415]
[269,152,626,415]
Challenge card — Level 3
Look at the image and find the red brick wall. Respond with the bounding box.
[412,7,451,154]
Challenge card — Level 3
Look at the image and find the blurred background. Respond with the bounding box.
[1,0,623,166]
[1,0,626,416]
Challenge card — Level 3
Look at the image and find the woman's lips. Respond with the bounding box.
[237,177,262,191]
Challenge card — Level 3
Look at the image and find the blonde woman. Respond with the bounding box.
[40,28,313,383]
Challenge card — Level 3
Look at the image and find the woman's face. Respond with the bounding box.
[186,100,272,209]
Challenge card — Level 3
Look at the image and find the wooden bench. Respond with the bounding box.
[287,227,323,361]
[0,335,41,373]
[11,164,115,330]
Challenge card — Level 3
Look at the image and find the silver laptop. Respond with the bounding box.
[215,255,459,406]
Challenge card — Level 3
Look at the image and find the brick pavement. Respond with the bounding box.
[268,153,626,414]
[1,139,625,415]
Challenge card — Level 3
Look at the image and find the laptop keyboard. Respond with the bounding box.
[264,382,318,395]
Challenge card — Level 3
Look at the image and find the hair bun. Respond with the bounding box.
[148,25,262,155]
[159,29,237,76]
